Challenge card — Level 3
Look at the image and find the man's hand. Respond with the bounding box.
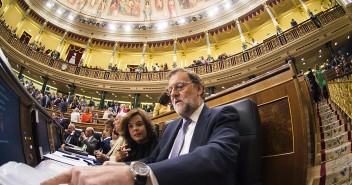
[95,150,108,161]
[41,165,134,185]
[80,132,87,140]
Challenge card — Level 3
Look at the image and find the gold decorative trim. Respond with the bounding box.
[262,152,294,158]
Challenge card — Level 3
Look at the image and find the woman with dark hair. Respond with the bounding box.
[153,91,171,117]
[115,108,158,162]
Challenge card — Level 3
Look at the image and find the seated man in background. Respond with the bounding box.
[57,113,70,130]
[95,113,126,163]
[42,68,240,185]
[61,123,80,148]
[100,120,114,154]
[107,113,115,121]
[78,127,99,155]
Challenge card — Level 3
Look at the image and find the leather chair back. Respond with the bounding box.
[218,99,262,185]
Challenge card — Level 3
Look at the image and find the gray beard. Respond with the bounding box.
[174,102,192,118]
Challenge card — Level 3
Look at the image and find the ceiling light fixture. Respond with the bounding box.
[178,18,186,25]
[108,24,117,30]
[56,9,63,15]
[224,1,231,9]
[68,14,75,21]
[46,1,54,8]
[124,25,132,31]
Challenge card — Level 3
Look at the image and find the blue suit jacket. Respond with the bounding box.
[141,105,240,185]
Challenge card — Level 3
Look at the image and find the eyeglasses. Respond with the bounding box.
[166,82,193,96]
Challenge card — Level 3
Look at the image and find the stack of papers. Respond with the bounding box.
[44,151,96,166]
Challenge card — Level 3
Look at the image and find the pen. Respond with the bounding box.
[63,154,80,160]
[83,159,95,166]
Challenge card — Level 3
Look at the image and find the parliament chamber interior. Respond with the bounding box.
[0,0,352,184]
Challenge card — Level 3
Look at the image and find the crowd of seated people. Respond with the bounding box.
[95,113,126,163]
[22,76,172,122]
[28,41,46,54]
[58,108,158,165]
[109,64,119,72]
[324,52,352,74]
[1,13,231,75]
[188,55,217,67]
[20,81,110,124]
[0,18,18,39]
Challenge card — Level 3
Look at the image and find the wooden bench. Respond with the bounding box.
[73,122,105,132]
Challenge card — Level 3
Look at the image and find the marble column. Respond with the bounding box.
[41,76,49,94]
[134,93,140,108]
[99,91,107,109]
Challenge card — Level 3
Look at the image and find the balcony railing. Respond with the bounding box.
[0,5,346,81]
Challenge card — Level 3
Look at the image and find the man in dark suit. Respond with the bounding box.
[41,68,240,185]
[61,123,80,147]
[41,92,51,108]
[78,127,99,155]
[57,113,70,130]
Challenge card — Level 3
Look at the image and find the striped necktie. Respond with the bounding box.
[169,118,192,159]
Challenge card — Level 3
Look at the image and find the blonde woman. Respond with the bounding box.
[70,108,80,123]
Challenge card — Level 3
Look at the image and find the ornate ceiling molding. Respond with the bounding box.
[23,0,266,42]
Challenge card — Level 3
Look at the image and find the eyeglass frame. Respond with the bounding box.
[166,81,194,96]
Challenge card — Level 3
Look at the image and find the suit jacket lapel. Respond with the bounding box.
[189,105,211,152]
[159,118,183,160]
